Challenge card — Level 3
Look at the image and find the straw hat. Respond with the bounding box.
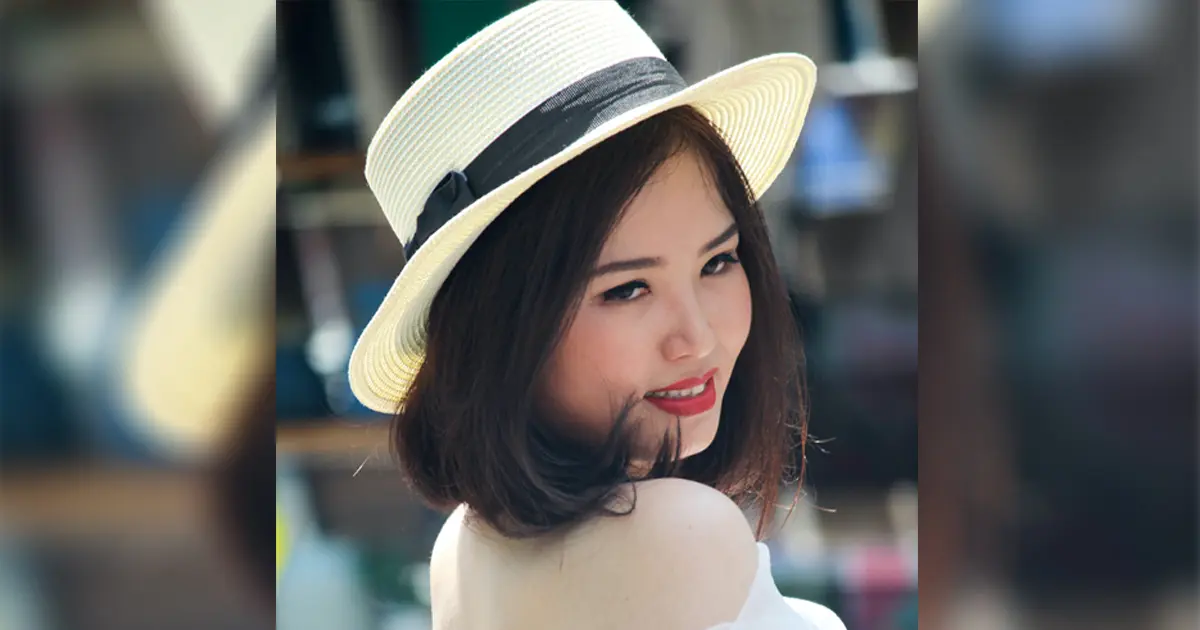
[349,0,816,413]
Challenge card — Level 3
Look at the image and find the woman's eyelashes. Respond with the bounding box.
[702,251,740,276]
[600,250,741,303]
[602,280,649,302]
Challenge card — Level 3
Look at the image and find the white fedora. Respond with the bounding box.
[349,0,816,414]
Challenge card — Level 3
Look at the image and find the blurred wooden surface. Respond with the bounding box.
[278,152,365,185]
[0,466,208,540]
[276,420,390,460]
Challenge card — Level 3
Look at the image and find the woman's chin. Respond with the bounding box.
[677,405,722,459]
[625,402,723,467]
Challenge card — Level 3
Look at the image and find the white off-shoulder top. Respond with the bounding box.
[706,543,847,630]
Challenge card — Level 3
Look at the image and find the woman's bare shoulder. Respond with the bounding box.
[601,478,756,540]
[427,483,762,628]
[595,478,758,562]
[563,479,761,629]
[429,504,468,598]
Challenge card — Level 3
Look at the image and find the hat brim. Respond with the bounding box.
[349,53,817,414]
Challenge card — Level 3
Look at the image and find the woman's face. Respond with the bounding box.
[541,150,753,460]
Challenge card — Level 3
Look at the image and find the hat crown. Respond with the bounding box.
[366,0,666,245]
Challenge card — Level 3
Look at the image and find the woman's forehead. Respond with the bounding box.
[603,152,733,255]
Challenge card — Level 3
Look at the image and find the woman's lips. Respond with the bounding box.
[644,375,718,417]
[649,368,718,393]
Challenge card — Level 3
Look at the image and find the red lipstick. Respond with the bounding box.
[654,368,718,393]
[644,368,718,417]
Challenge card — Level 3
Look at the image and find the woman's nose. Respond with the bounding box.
[659,294,718,362]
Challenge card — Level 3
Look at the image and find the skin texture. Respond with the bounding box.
[431,478,761,630]
[539,150,754,461]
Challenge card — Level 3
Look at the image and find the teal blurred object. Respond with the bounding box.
[771,553,841,615]
[417,0,648,76]
[359,546,430,611]
[893,593,918,630]
[275,344,331,421]
[416,0,514,73]
[0,316,76,462]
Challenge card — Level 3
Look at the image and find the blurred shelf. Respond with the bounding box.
[278,152,365,186]
[820,56,916,98]
[0,465,209,541]
[276,420,391,461]
[279,186,388,229]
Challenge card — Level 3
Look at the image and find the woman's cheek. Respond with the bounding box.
[737,271,753,338]
[585,305,647,386]
[564,305,646,415]
[709,270,753,351]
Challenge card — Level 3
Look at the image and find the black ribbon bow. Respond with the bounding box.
[406,170,477,259]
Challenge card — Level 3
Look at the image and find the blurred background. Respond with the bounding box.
[920,0,1198,629]
[9,0,1196,629]
[1,0,274,628]
[274,1,916,630]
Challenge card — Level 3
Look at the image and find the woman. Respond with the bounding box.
[348,2,844,628]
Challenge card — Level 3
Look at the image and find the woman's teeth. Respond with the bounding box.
[646,380,708,399]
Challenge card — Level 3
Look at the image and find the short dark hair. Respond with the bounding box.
[393,106,807,539]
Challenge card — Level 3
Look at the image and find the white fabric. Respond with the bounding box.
[707,544,846,630]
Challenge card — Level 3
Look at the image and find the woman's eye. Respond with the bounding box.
[702,251,741,276]
[602,281,648,302]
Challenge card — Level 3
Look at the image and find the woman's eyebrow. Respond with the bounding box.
[700,222,738,254]
[591,256,661,278]
[591,223,739,278]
